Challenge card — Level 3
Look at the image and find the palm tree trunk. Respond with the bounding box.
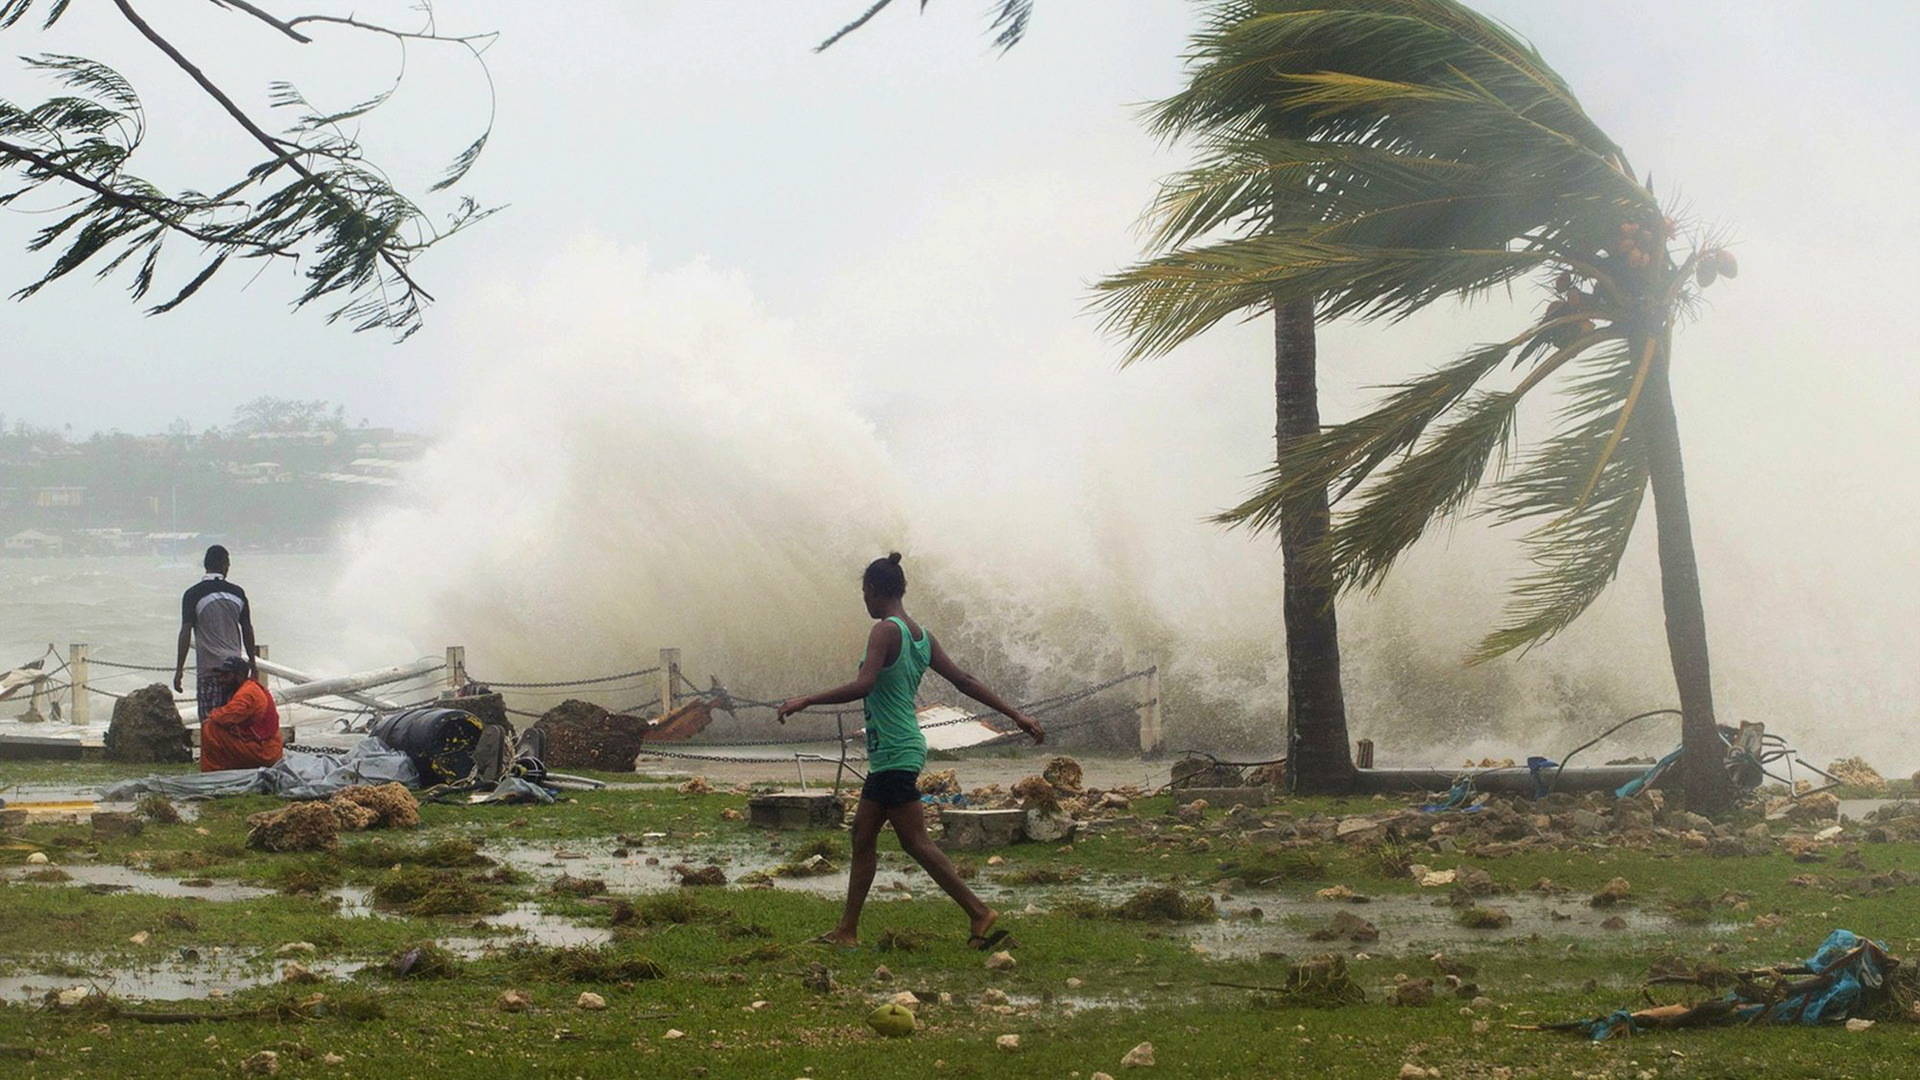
[1275,297,1356,794]
[1640,336,1735,812]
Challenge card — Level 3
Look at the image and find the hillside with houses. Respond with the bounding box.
[1,399,423,555]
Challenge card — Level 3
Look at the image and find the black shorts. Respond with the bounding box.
[861,769,922,808]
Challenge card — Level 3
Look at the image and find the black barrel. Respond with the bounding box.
[371,707,486,783]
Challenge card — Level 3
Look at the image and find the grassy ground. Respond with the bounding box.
[1,765,1917,1078]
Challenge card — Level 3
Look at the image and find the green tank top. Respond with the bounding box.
[863,616,931,774]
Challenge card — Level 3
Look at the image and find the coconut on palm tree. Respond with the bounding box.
[1096,0,1742,810]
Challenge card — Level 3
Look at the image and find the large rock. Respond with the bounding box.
[103,684,192,764]
[527,699,649,772]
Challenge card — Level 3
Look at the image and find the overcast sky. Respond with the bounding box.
[4,1,1918,762]
[3,1,1912,439]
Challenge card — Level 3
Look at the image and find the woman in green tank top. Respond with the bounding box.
[779,552,1044,951]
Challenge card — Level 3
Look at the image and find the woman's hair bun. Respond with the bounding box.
[887,552,903,564]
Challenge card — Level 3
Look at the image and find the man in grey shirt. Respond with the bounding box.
[172,544,258,721]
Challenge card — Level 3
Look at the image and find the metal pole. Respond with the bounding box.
[658,647,680,717]
[68,643,89,726]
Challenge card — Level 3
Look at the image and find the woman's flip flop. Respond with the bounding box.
[967,928,1012,951]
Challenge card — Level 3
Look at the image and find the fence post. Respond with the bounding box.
[69,643,89,726]
[28,674,47,722]
[659,647,681,717]
[255,643,270,691]
[1137,661,1163,757]
[445,646,466,697]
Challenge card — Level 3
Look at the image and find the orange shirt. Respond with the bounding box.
[200,678,283,772]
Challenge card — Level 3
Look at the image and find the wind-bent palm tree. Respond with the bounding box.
[1096,0,1741,810]
[1110,5,1377,793]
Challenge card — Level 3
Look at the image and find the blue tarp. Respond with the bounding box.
[1580,930,1892,1040]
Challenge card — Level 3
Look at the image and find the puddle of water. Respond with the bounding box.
[2,861,272,901]
[489,841,935,901]
[487,904,614,948]
[0,783,201,821]
[1839,798,1913,821]
[0,954,364,1003]
[1179,890,1716,960]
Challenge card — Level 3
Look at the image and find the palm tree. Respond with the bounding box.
[1095,0,1741,810]
[1107,5,1380,793]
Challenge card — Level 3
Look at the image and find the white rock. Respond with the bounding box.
[995,1034,1021,1052]
[577,992,607,1011]
[889,991,920,1007]
[1065,977,1085,990]
[1121,1041,1155,1068]
[663,1029,686,1040]
[128,931,150,946]
[1846,1017,1875,1032]
[979,988,1010,1006]
[1398,1066,1430,1080]
[25,852,48,865]
[1093,1074,1116,1080]
[55,987,92,1008]
[985,950,1017,971]
[322,1053,346,1066]
[1418,869,1457,888]
[1814,825,1844,842]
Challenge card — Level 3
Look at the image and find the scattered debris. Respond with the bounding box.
[577,992,607,1011]
[1102,886,1216,923]
[1309,911,1379,943]
[672,863,727,887]
[1826,758,1887,793]
[1590,877,1633,908]
[918,770,960,796]
[678,776,713,795]
[995,1033,1021,1052]
[1042,756,1084,793]
[247,802,342,853]
[1457,907,1513,930]
[985,950,1017,972]
[1120,1040,1156,1068]
[1387,976,1435,1006]
[135,794,182,824]
[496,990,532,1013]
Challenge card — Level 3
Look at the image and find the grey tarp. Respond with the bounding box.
[101,738,419,801]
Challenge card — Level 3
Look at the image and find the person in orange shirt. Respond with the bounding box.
[200,656,283,772]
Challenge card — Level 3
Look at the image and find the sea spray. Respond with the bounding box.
[328,244,1706,760]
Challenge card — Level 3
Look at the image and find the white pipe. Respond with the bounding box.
[261,658,442,709]
[254,657,402,711]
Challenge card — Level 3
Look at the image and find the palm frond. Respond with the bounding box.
[1096,233,1545,361]
[1474,342,1654,658]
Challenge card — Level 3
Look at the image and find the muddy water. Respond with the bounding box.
[1184,889,1713,960]
[0,782,201,821]
[0,953,365,1003]
[1,861,273,901]
[490,840,958,902]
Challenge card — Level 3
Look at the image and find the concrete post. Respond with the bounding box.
[1137,662,1163,757]
[659,647,681,717]
[445,646,466,697]
[68,643,89,726]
